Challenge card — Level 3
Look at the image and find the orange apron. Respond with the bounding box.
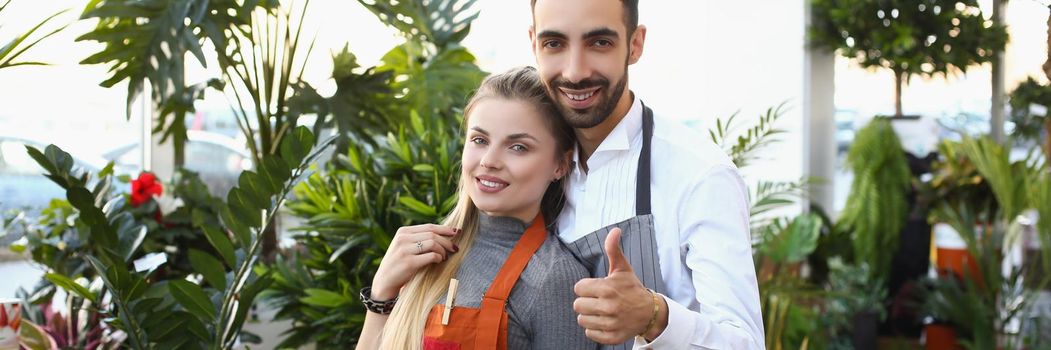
[422,215,547,350]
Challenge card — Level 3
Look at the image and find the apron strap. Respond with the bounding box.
[474,214,548,349]
[635,104,655,216]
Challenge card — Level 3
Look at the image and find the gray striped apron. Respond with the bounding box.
[563,104,666,350]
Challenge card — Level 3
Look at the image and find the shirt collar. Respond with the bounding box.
[570,95,643,176]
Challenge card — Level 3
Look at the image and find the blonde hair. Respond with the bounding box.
[377,66,575,350]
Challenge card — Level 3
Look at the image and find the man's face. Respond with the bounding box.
[530,0,642,129]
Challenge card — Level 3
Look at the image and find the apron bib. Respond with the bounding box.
[422,215,547,350]
[563,104,666,350]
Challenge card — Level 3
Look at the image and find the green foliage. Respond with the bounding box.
[289,45,396,155]
[213,0,313,167]
[357,0,479,51]
[0,0,68,70]
[921,139,999,220]
[261,1,484,347]
[820,258,887,349]
[839,117,911,280]
[809,0,1006,79]
[709,102,789,169]
[924,205,1029,350]
[809,0,1008,115]
[76,0,276,161]
[1008,77,1051,144]
[26,126,332,350]
[759,214,822,265]
[921,136,1051,349]
[265,112,465,348]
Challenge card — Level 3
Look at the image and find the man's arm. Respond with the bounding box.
[635,165,764,349]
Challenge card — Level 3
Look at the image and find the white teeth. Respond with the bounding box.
[480,179,506,188]
[566,91,595,101]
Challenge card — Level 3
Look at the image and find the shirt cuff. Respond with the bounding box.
[633,294,697,350]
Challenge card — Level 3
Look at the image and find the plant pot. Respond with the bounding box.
[0,299,21,350]
[853,310,879,350]
[932,223,983,287]
[924,323,960,350]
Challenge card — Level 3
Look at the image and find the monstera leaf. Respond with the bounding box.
[76,0,274,163]
[357,0,479,49]
[379,41,485,125]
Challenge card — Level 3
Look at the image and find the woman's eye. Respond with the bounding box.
[510,144,528,152]
[470,137,488,145]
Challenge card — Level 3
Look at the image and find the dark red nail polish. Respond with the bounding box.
[453,244,460,252]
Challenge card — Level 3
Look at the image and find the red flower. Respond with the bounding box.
[130,172,163,207]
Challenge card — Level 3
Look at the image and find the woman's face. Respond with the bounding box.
[462,98,569,223]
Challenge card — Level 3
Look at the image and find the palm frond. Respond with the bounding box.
[0,3,68,70]
[709,101,791,169]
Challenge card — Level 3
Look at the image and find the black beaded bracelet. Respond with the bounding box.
[359,286,398,315]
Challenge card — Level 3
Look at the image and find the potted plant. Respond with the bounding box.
[919,136,1051,349]
[823,258,888,350]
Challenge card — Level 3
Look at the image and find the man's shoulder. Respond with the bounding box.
[649,113,737,177]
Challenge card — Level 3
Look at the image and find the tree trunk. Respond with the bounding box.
[894,68,905,117]
[1044,11,1051,82]
[1045,12,1051,166]
[1045,118,1051,167]
[261,217,278,263]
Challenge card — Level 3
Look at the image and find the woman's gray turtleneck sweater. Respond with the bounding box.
[435,214,597,350]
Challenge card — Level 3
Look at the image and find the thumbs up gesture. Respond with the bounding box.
[572,228,668,344]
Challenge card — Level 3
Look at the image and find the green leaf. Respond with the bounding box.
[279,126,315,167]
[398,196,437,217]
[300,288,350,308]
[45,273,95,302]
[169,279,216,323]
[200,223,237,268]
[189,249,227,289]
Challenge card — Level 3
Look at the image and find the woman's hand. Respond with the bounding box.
[370,224,460,301]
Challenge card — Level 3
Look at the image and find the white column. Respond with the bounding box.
[141,84,174,179]
[803,0,837,213]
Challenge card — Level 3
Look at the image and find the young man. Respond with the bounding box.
[529,0,764,348]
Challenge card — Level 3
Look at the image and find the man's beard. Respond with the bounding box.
[546,69,628,129]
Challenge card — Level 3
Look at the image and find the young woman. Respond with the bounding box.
[355,66,596,350]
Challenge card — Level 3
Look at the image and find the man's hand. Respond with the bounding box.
[573,228,668,344]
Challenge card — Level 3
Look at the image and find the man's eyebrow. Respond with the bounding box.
[508,133,539,142]
[469,126,489,135]
[536,30,568,40]
[583,27,619,40]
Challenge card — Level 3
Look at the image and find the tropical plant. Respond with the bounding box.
[756,214,824,350]
[839,117,912,281]
[259,0,484,347]
[1009,77,1051,162]
[921,139,999,222]
[6,166,240,349]
[709,102,789,169]
[920,136,1051,349]
[76,0,277,165]
[809,0,1008,117]
[25,126,331,349]
[0,0,67,70]
[820,258,887,350]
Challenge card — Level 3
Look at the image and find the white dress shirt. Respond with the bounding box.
[556,96,765,349]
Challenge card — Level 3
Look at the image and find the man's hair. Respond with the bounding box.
[530,0,639,35]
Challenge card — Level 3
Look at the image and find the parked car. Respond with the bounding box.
[103,130,253,197]
[0,135,108,213]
